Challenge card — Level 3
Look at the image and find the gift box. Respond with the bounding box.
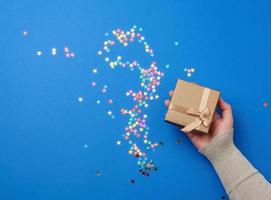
[165,79,220,134]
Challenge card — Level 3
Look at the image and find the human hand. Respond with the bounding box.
[165,90,234,150]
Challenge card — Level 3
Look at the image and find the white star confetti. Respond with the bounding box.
[36,50,42,56]
[51,48,57,56]
[78,97,84,102]
[22,31,28,37]
[184,67,195,77]
[92,68,98,74]
[116,140,121,145]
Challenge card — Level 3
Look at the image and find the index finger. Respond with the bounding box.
[218,97,233,121]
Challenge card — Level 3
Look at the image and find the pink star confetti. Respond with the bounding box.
[184,67,195,77]
[96,25,163,175]
[64,47,75,58]
[263,102,268,107]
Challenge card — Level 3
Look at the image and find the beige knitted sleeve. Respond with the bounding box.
[199,129,271,200]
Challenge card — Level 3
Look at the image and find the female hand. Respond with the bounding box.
[165,91,234,150]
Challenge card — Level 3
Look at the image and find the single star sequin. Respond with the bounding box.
[51,48,57,56]
[78,97,84,102]
[22,31,28,36]
[36,50,42,56]
[96,170,103,176]
[116,140,121,145]
[92,68,98,74]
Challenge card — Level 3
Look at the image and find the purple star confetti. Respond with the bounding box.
[96,25,163,175]
[184,67,195,77]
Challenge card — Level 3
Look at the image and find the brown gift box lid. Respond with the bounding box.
[165,79,220,134]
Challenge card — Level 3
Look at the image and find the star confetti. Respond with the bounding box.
[64,47,75,58]
[184,67,195,77]
[116,140,121,145]
[92,68,98,74]
[51,48,57,56]
[263,102,268,107]
[22,30,28,37]
[36,50,42,56]
[96,25,163,176]
[34,46,75,58]
[78,97,84,102]
[96,170,103,176]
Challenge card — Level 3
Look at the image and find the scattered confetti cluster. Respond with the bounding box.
[184,67,195,77]
[97,25,163,175]
[35,47,75,58]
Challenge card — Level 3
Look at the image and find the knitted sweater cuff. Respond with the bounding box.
[199,129,258,194]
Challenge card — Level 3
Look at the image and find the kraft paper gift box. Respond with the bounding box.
[165,79,220,134]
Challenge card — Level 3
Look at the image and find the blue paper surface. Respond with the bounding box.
[0,0,270,199]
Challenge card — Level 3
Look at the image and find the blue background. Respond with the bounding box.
[0,0,270,199]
